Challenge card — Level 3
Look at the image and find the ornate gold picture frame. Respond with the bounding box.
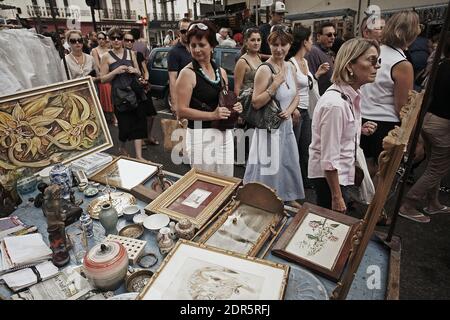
[145,169,241,229]
[272,202,360,281]
[0,77,112,173]
[196,183,286,257]
[90,156,160,191]
[137,240,289,300]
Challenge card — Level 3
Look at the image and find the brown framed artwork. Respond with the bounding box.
[145,169,241,230]
[0,77,112,173]
[196,183,285,257]
[137,240,289,300]
[272,202,360,281]
[90,156,161,191]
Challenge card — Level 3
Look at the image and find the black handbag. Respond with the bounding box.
[239,63,283,131]
[114,86,138,112]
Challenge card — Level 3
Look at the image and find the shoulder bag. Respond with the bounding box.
[239,62,283,131]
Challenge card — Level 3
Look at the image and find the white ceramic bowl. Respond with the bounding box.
[122,205,140,221]
[143,214,170,233]
[133,213,147,225]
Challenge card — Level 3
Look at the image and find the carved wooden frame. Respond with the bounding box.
[137,240,290,300]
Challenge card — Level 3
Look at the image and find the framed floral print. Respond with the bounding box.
[145,169,241,230]
[137,240,289,300]
[0,77,112,173]
[196,183,285,257]
[272,202,361,281]
[90,156,160,191]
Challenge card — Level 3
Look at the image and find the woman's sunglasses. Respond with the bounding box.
[188,23,208,31]
[110,35,123,41]
[69,38,83,44]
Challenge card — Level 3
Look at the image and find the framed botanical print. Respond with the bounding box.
[145,169,241,230]
[137,240,289,300]
[272,202,360,281]
[90,156,160,191]
[196,183,285,257]
[0,77,112,173]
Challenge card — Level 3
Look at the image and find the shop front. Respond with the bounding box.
[147,20,179,46]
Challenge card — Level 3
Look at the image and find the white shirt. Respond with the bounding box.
[360,45,407,122]
[308,84,362,186]
[62,53,95,80]
[290,57,312,110]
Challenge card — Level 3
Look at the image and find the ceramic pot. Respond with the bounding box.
[99,203,118,236]
[157,227,175,255]
[83,241,129,291]
[49,163,73,199]
[174,218,195,240]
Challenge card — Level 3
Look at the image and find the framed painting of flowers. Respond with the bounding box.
[0,77,113,173]
[272,202,361,281]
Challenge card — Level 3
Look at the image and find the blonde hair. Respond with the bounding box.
[381,11,419,48]
[65,30,82,43]
[332,38,380,85]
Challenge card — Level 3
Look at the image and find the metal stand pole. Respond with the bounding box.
[90,5,97,32]
[48,0,69,79]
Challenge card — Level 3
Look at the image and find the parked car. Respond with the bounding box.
[147,45,241,108]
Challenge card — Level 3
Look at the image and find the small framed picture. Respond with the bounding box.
[272,202,360,281]
[137,240,289,300]
[145,169,241,230]
[90,156,160,191]
[196,182,285,257]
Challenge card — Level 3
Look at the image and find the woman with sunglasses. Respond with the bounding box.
[308,38,380,213]
[286,26,330,189]
[123,31,159,147]
[100,27,147,161]
[243,27,304,209]
[176,20,243,177]
[91,31,116,126]
[62,30,95,80]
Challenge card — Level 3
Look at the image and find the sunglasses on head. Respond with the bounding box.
[270,24,290,33]
[188,23,208,32]
[323,32,337,37]
[179,29,188,34]
[69,38,83,44]
[110,35,123,41]
[124,38,135,43]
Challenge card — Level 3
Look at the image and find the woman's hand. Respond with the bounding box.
[279,109,293,120]
[361,121,377,136]
[272,68,286,88]
[315,62,330,78]
[332,195,347,213]
[127,66,139,74]
[292,109,300,126]
[232,102,243,114]
[114,65,128,75]
[214,106,231,120]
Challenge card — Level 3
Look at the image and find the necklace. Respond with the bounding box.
[70,53,85,71]
[198,66,221,85]
[272,61,290,90]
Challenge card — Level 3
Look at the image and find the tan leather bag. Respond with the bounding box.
[160,118,188,154]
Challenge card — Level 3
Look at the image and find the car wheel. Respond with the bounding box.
[164,89,173,111]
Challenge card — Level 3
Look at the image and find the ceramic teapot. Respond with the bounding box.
[83,241,129,291]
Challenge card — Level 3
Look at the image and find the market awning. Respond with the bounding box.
[286,8,357,21]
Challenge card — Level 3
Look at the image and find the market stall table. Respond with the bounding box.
[0,171,392,300]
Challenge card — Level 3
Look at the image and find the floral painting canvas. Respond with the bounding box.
[0,77,112,173]
[285,212,349,270]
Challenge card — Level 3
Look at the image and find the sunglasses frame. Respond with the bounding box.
[110,36,123,41]
[124,38,135,43]
[324,32,337,38]
[69,38,83,44]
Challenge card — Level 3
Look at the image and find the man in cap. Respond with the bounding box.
[259,1,287,60]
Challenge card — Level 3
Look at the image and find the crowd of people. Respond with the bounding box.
[51,0,448,221]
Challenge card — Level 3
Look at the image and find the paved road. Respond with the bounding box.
[105,97,450,300]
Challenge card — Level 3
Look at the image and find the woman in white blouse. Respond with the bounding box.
[61,30,96,80]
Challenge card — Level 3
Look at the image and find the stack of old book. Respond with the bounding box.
[0,233,52,272]
[70,152,113,176]
[0,216,28,241]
